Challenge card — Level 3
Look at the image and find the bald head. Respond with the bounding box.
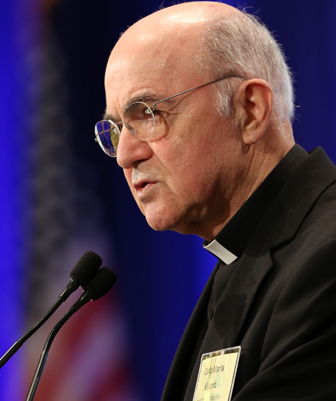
[108,2,238,87]
[124,1,238,34]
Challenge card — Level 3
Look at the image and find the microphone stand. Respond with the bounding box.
[0,250,102,368]
[0,279,78,368]
[25,266,116,401]
[25,292,91,401]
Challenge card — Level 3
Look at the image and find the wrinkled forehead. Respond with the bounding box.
[105,22,207,110]
[109,33,179,75]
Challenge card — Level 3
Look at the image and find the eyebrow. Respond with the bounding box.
[124,91,161,109]
[102,90,176,122]
[102,91,157,122]
[125,92,178,113]
[103,111,118,122]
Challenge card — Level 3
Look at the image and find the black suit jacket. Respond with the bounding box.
[161,147,336,400]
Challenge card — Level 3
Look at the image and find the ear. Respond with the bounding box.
[234,79,273,145]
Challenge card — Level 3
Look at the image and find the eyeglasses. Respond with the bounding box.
[94,73,246,157]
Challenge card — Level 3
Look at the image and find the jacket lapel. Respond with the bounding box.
[160,263,218,401]
[211,252,274,349]
[180,252,274,401]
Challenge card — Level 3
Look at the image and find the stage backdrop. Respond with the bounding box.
[1,1,336,401]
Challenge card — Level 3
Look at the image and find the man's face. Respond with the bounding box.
[104,28,246,240]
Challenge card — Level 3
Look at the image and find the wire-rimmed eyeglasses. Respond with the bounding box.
[94,73,247,158]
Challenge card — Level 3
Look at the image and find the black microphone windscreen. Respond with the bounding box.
[70,251,103,286]
[83,267,117,300]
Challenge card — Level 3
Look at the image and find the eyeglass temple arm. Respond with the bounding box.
[151,74,247,110]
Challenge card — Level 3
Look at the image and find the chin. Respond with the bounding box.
[146,217,172,232]
[145,213,194,236]
[142,201,190,233]
[145,210,181,233]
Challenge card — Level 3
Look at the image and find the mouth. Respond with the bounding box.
[133,181,155,193]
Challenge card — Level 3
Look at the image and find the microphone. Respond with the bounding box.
[25,267,117,401]
[0,251,102,368]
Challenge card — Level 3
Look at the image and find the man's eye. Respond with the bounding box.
[152,109,165,124]
[127,103,153,120]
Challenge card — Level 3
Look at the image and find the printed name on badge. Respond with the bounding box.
[192,346,241,401]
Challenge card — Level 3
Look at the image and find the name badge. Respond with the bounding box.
[192,346,241,401]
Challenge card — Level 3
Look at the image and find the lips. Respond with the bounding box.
[133,180,156,193]
[132,168,157,196]
[134,181,149,191]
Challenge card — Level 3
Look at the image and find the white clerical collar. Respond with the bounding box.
[203,239,238,265]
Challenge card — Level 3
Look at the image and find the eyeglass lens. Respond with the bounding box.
[95,120,119,157]
[95,102,158,158]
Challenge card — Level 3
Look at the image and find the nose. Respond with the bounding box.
[116,126,153,169]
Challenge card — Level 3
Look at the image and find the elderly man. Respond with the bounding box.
[95,2,336,400]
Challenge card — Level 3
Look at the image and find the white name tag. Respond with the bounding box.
[192,346,241,401]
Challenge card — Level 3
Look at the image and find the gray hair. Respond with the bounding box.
[198,11,294,122]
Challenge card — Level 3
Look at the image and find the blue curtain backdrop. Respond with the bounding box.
[0,0,39,399]
[1,0,336,400]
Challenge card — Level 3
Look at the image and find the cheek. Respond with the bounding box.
[166,153,206,201]
[165,134,227,201]
[157,131,193,167]
[159,132,204,183]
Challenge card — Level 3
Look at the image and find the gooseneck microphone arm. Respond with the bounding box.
[25,293,92,401]
[0,279,77,369]
[25,267,117,401]
[0,251,102,369]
